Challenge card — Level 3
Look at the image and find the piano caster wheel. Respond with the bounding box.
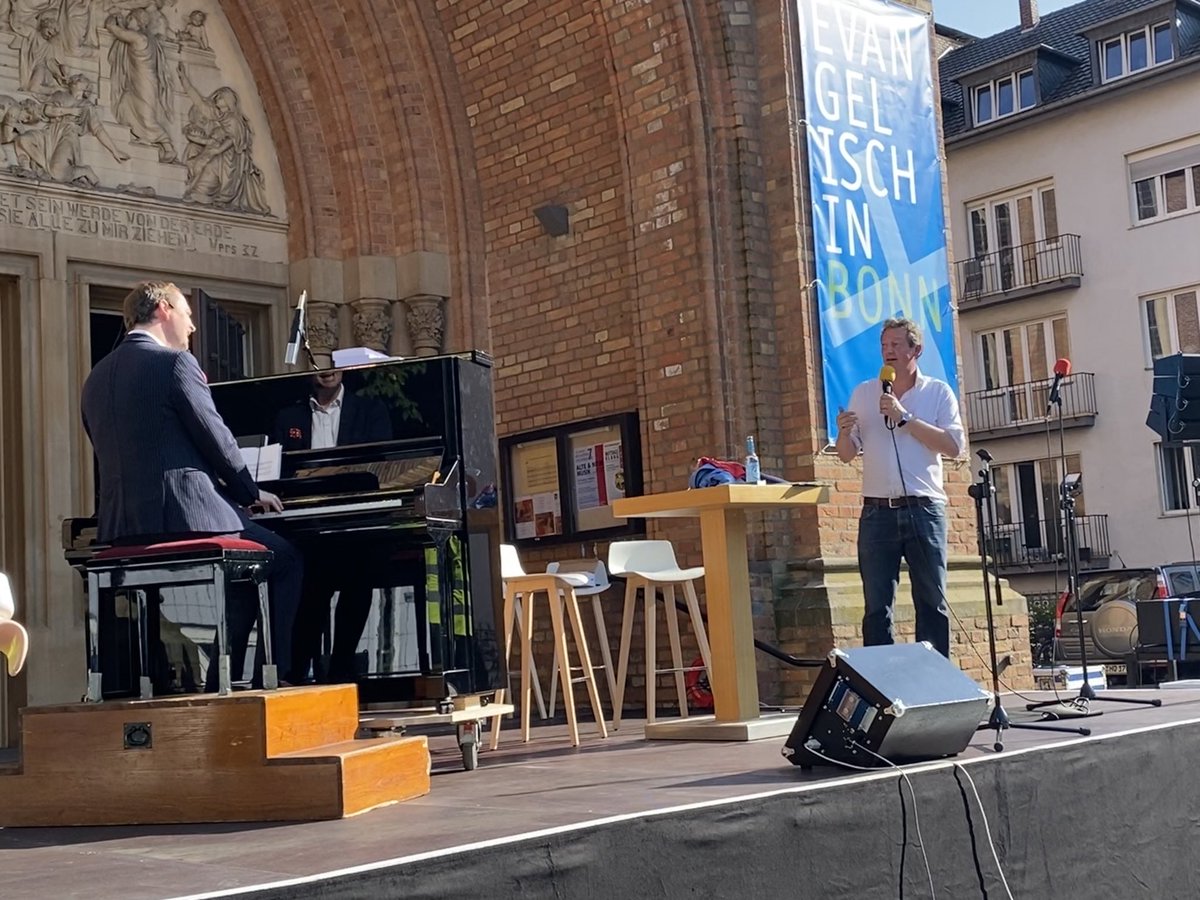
[458,720,480,771]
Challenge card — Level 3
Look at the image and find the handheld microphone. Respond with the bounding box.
[1046,357,1071,412]
[880,364,896,429]
[880,364,896,394]
[284,289,308,366]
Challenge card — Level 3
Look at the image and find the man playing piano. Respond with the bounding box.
[81,281,304,686]
[271,369,392,682]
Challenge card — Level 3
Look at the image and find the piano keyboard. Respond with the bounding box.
[252,497,406,521]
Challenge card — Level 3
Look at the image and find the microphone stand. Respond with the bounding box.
[284,292,320,371]
[971,450,1088,749]
[1026,383,1162,717]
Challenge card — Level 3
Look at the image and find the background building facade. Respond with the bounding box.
[941,0,1200,613]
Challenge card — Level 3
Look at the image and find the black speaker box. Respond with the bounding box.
[1147,392,1200,443]
[783,643,991,769]
[1152,376,1200,402]
[1153,353,1200,384]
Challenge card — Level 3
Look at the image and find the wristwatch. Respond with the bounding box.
[897,413,913,428]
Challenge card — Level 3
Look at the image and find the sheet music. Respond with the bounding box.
[240,443,283,481]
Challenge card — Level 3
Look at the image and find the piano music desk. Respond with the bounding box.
[612,482,828,742]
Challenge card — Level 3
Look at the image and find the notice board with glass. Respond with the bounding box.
[501,413,642,546]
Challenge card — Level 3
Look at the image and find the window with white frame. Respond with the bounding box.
[1129,138,1200,224]
[972,69,1037,126]
[967,182,1059,259]
[988,454,1084,564]
[1100,21,1173,83]
[974,315,1070,425]
[1142,286,1200,363]
[1157,443,1200,511]
[977,316,1070,391]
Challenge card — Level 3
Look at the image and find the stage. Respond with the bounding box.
[4,688,1200,899]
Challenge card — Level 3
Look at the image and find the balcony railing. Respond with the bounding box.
[955,234,1083,306]
[984,513,1110,572]
[966,372,1097,437]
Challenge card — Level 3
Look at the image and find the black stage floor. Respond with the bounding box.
[4,688,1200,899]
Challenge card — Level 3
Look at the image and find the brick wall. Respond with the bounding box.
[223,0,1030,708]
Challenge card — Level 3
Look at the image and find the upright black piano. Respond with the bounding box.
[66,351,504,706]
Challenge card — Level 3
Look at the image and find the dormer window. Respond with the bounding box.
[1100,21,1173,82]
[973,69,1036,125]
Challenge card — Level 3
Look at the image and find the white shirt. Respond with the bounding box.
[128,326,167,348]
[846,371,965,502]
[309,385,344,450]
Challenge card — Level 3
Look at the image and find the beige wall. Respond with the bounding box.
[948,67,1200,574]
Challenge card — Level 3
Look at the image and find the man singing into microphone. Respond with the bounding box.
[834,317,965,657]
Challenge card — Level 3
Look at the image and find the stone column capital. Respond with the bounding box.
[306,300,339,366]
[350,297,393,351]
[404,294,446,357]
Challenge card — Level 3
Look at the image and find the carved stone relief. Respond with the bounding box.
[0,0,273,214]
[404,294,445,357]
[351,298,392,352]
[305,300,339,359]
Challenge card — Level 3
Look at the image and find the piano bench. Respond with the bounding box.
[83,538,275,701]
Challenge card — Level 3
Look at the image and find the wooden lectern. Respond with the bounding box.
[612,482,828,741]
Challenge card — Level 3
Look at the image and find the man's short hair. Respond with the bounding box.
[881,317,922,349]
[123,281,180,329]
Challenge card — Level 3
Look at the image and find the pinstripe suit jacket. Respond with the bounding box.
[81,331,258,543]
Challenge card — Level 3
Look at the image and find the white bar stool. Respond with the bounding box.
[545,559,616,717]
[490,544,608,748]
[494,544,548,730]
[609,540,712,729]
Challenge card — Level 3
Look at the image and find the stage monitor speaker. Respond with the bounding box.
[1147,393,1200,443]
[782,643,991,769]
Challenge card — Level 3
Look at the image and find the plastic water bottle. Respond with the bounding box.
[744,435,761,485]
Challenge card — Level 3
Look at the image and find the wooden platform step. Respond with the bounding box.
[0,684,431,827]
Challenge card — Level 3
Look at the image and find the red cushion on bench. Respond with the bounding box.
[94,537,270,560]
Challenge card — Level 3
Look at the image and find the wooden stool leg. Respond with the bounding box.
[663,584,688,718]
[644,583,657,726]
[564,588,608,738]
[547,592,563,717]
[589,595,618,713]
[683,581,713,676]
[612,578,638,731]
[515,595,548,719]
[519,588,536,742]
[547,587,579,746]
[490,587,517,751]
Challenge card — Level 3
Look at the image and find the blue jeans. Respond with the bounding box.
[857,500,950,657]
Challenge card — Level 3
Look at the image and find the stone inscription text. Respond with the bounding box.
[0,191,262,257]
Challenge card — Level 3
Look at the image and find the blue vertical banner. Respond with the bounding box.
[795,0,958,438]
